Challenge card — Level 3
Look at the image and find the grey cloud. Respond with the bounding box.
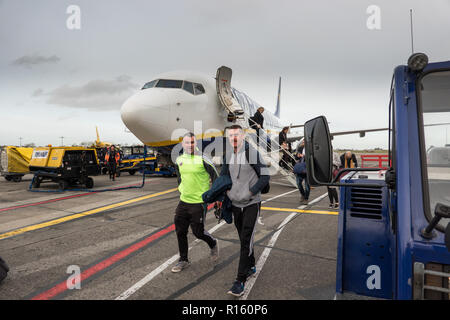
[11,54,60,68]
[32,88,44,97]
[46,76,138,111]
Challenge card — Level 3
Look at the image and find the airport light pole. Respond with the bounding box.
[19,137,23,147]
[60,136,65,146]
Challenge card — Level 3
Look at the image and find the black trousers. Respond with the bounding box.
[327,187,338,204]
[174,201,216,262]
[108,161,117,178]
[232,203,260,283]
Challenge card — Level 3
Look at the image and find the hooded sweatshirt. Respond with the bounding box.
[226,146,261,208]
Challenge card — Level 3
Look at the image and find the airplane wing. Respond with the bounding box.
[330,127,388,138]
[286,127,387,143]
[285,122,450,143]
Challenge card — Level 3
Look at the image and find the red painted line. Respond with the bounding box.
[31,224,176,300]
[0,180,152,213]
[30,203,215,300]
[0,192,96,213]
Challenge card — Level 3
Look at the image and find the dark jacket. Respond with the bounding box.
[202,175,233,224]
[251,111,264,129]
[202,142,269,223]
[202,175,232,203]
[279,131,287,146]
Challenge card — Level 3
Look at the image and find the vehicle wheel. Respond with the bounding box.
[129,170,136,175]
[59,180,69,190]
[4,176,12,181]
[116,170,121,177]
[85,177,94,189]
[102,167,108,175]
[32,178,41,188]
[12,176,22,182]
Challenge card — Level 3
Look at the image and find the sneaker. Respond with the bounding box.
[171,260,190,273]
[334,203,339,209]
[210,240,219,262]
[227,280,244,297]
[329,203,333,209]
[246,266,256,279]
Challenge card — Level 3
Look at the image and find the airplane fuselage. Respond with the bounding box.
[120,70,285,154]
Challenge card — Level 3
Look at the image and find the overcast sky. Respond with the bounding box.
[1,0,450,149]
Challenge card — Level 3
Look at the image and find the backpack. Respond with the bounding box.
[0,256,9,283]
[293,161,307,176]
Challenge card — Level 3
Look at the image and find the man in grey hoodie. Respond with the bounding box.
[221,125,270,297]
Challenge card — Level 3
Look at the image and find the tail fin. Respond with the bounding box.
[96,126,100,142]
[274,77,281,118]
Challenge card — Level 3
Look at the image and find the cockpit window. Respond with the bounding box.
[183,81,194,94]
[142,80,158,90]
[194,83,205,95]
[155,79,183,89]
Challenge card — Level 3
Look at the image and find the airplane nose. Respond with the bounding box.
[121,89,170,144]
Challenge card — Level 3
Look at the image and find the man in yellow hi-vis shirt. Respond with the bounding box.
[171,132,219,273]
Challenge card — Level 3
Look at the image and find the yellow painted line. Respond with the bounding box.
[261,207,338,215]
[0,188,178,240]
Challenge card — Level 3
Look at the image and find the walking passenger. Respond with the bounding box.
[221,125,270,297]
[293,150,310,204]
[171,133,219,273]
[327,151,340,209]
[249,107,265,145]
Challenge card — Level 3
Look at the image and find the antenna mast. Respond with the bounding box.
[410,9,414,54]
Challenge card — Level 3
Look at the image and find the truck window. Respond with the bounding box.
[419,70,450,229]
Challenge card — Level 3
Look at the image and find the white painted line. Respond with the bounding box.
[240,192,329,300]
[115,189,298,300]
[115,221,226,300]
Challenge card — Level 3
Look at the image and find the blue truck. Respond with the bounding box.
[304,53,450,300]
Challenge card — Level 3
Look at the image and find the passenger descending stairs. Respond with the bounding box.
[216,66,298,187]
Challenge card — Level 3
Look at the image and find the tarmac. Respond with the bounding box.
[0,172,339,300]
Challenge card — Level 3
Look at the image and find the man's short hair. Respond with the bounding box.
[182,132,196,139]
[228,124,243,131]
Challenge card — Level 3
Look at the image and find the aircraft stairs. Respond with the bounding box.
[215,66,298,188]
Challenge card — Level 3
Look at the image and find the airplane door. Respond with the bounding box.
[216,66,243,116]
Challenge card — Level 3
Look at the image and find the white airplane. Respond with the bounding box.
[121,69,284,153]
[120,67,389,162]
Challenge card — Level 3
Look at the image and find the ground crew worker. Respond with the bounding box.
[221,125,270,296]
[105,145,120,181]
[340,151,358,168]
[171,133,219,273]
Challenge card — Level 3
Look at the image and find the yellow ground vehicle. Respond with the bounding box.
[29,147,100,190]
[0,146,33,182]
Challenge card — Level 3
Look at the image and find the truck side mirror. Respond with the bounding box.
[304,116,333,186]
